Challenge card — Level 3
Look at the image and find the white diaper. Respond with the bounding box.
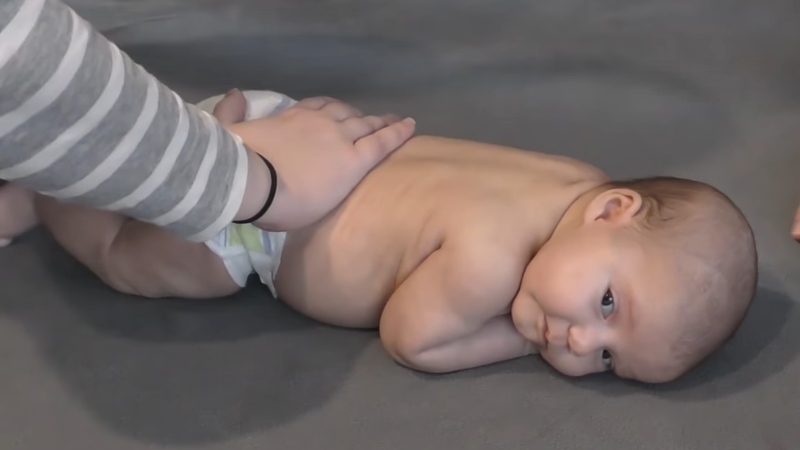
[204,223,286,297]
[196,89,298,296]
[195,89,298,121]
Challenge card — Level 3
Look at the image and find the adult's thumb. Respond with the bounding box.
[212,89,248,125]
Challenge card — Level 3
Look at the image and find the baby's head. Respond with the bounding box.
[511,177,757,383]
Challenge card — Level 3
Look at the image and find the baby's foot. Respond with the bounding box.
[0,182,38,245]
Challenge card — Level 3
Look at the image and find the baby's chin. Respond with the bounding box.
[510,297,547,349]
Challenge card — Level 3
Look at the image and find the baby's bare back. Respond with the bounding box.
[274,136,607,328]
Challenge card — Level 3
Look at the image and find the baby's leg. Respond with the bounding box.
[0,182,39,246]
[35,195,240,299]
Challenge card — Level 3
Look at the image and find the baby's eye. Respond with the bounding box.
[601,349,613,371]
[600,290,615,318]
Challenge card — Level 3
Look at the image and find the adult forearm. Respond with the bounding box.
[0,0,252,242]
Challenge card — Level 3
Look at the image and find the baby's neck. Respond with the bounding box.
[550,184,609,237]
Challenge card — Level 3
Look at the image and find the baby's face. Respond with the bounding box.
[512,221,685,383]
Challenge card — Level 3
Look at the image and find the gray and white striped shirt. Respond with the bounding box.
[0,0,247,242]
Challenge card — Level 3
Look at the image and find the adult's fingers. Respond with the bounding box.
[212,89,248,125]
[353,117,416,167]
[320,100,362,121]
[293,96,337,111]
[341,114,401,142]
[293,96,362,120]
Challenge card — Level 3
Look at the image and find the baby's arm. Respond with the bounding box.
[380,246,536,373]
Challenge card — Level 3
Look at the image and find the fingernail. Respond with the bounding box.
[227,88,240,95]
[406,117,416,125]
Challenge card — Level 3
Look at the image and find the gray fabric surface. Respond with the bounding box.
[2,1,800,448]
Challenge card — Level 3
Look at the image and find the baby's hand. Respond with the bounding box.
[215,90,415,231]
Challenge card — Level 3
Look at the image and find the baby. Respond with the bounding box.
[0,90,757,384]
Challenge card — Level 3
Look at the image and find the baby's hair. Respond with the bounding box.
[602,176,758,380]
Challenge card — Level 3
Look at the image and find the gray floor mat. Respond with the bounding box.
[2,1,800,448]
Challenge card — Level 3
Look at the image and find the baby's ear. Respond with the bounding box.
[583,188,643,225]
[212,89,248,125]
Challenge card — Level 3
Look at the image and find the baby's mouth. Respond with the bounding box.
[538,317,549,348]
[527,315,548,351]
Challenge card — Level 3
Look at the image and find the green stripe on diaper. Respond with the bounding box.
[229,224,265,253]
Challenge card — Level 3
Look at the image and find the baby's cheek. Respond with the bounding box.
[524,262,560,311]
[540,351,596,378]
[510,297,536,338]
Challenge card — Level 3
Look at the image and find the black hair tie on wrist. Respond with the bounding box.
[233,153,278,224]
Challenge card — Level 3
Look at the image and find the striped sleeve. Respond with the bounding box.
[0,0,249,242]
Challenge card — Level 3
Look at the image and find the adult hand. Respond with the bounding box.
[212,90,415,231]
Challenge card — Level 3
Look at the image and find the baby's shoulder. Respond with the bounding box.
[521,150,609,185]
[438,227,533,293]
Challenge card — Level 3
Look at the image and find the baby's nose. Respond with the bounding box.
[567,326,601,356]
[545,326,569,347]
